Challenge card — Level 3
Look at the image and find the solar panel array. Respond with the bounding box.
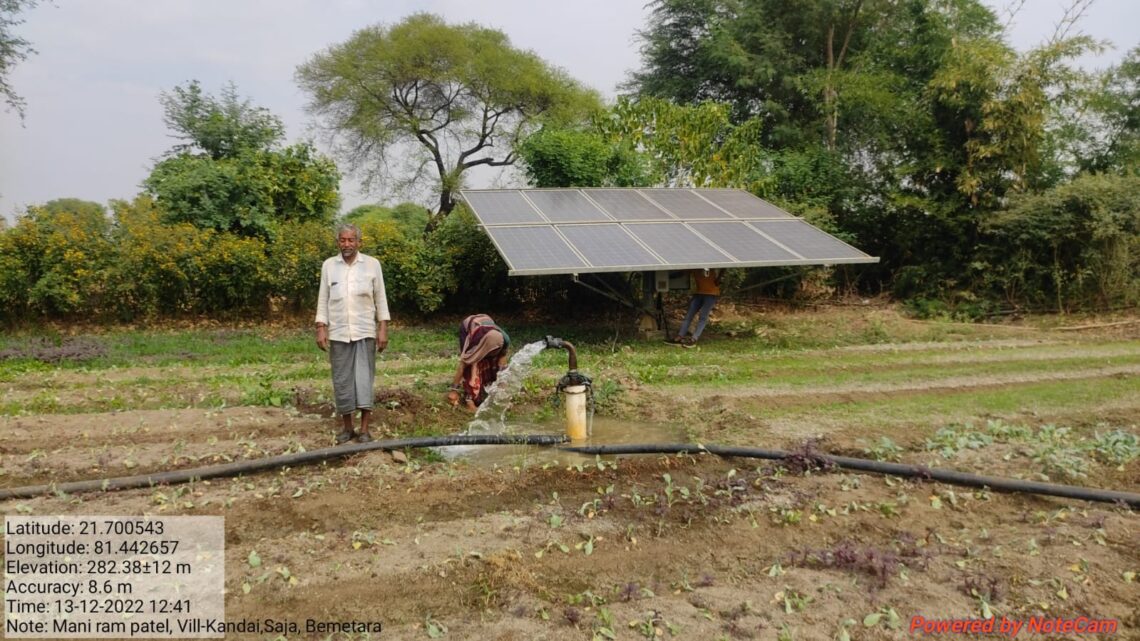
[459,188,878,276]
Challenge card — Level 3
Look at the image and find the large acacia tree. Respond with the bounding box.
[296,13,602,232]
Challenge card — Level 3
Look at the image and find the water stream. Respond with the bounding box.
[464,340,548,434]
[437,339,684,466]
[435,340,549,460]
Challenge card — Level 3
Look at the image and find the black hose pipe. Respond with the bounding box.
[0,434,568,501]
[559,443,1140,508]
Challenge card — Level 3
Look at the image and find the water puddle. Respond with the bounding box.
[438,417,686,469]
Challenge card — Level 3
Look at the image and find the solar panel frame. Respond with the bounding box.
[750,220,870,260]
[459,188,879,275]
[462,191,546,225]
[688,222,803,263]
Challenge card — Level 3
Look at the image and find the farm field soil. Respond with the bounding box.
[1,308,1137,640]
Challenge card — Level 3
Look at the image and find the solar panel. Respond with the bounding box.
[524,190,610,223]
[462,191,545,225]
[751,220,868,259]
[459,188,878,275]
[485,226,586,272]
[583,189,671,220]
[639,189,734,219]
[558,225,663,269]
[626,223,733,265]
[695,189,795,219]
[689,222,801,262]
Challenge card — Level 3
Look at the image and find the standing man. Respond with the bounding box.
[315,223,390,444]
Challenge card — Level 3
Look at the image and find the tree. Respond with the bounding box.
[344,202,430,240]
[1,0,38,120]
[159,80,285,160]
[296,13,602,231]
[144,82,340,237]
[595,97,765,189]
[1050,46,1140,176]
[625,0,737,107]
[626,0,1112,299]
[517,128,657,188]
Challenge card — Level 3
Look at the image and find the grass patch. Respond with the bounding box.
[2,314,1136,430]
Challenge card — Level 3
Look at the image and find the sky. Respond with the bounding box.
[2,0,1138,224]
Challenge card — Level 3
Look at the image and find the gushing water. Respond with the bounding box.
[465,340,547,434]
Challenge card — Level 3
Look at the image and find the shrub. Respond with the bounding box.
[266,220,335,312]
[0,201,115,318]
[107,197,210,319]
[982,173,1140,311]
[358,220,455,316]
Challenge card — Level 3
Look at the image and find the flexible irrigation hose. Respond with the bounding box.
[558,443,1140,508]
[3,436,1135,508]
[0,434,568,501]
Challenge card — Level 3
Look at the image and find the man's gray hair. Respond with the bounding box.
[336,223,361,241]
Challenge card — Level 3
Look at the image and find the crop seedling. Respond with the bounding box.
[835,618,857,641]
[782,439,837,475]
[863,606,901,631]
[425,616,447,638]
[985,419,1032,442]
[779,587,813,613]
[1031,441,1089,480]
[771,507,803,526]
[593,607,617,640]
[617,582,643,602]
[862,436,904,461]
[1087,428,1140,465]
[568,590,606,608]
[962,574,1003,618]
[563,607,583,627]
[924,425,993,458]
[629,610,668,638]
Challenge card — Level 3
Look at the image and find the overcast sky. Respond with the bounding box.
[2,0,1137,223]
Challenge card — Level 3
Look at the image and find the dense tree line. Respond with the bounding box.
[2,7,1136,323]
[517,0,1139,313]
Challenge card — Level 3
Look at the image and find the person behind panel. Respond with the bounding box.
[673,268,722,347]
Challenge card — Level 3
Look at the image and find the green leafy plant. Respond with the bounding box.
[1086,428,1140,465]
[924,425,993,458]
[862,436,904,461]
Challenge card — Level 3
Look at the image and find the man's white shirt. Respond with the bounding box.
[315,253,390,342]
